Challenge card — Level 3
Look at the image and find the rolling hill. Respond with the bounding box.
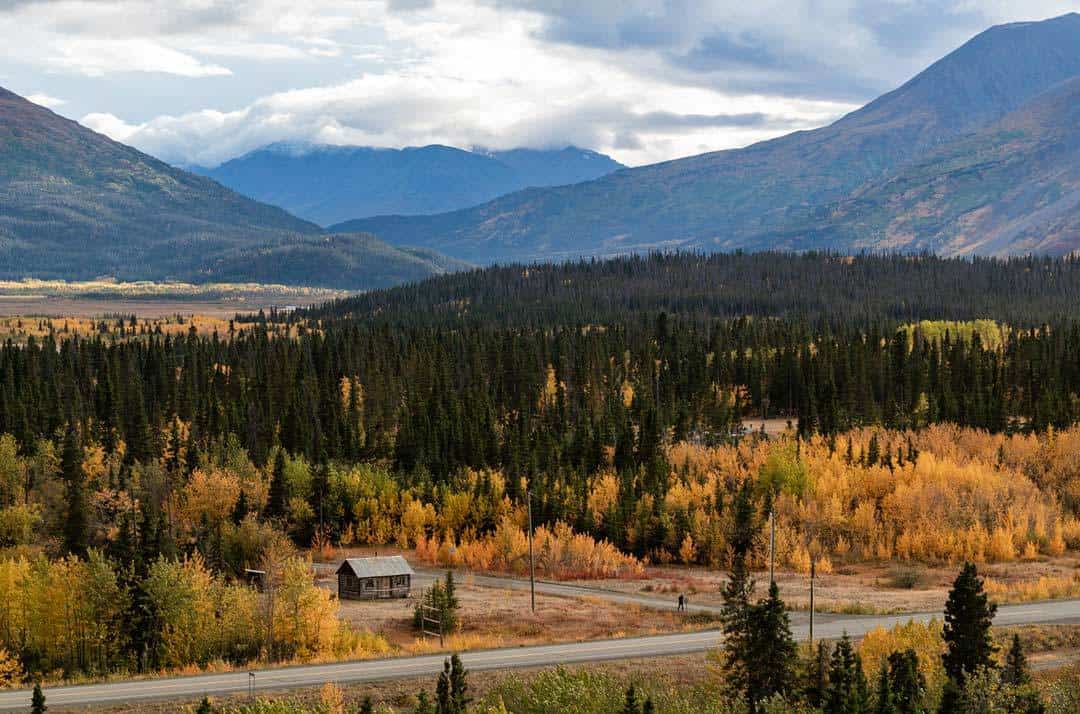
[0,88,464,288]
[202,143,624,226]
[335,13,1080,261]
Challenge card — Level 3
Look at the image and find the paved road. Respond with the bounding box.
[2,599,1077,711]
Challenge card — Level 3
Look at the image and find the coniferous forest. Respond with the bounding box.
[2,252,1080,689]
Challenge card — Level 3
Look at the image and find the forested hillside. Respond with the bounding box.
[307,252,1080,328]
[2,253,1080,692]
[0,89,461,289]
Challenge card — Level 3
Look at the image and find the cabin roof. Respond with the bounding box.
[336,556,415,578]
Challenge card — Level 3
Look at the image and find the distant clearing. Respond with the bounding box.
[0,278,346,317]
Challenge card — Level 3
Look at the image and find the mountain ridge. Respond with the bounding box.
[0,88,464,289]
[201,142,625,226]
[334,13,1080,261]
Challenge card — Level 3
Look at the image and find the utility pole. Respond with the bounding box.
[527,489,536,613]
[769,510,776,585]
[809,556,816,642]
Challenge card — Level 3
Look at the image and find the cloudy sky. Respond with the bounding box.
[0,1,1075,167]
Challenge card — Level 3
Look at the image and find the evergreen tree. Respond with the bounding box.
[886,649,924,714]
[195,697,212,714]
[745,582,798,705]
[60,428,88,556]
[942,563,997,686]
[874,662,896,714]
[1000,634,1030,687]
[266,449,288,520]
[623,684,640,714]
[413,690,435,714]
[642,698,655,714]
[31,683,46,714]
[359,696,374,714]
[804,640,831,707]
[449,653,469,713]
[824,634,869,714]
[719,480,757,701]
[936,678,961,714]
[436,658,451,714]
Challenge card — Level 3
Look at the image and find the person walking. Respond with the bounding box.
[677,593,685,612]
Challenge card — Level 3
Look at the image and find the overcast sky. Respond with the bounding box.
[0,1,1075,167]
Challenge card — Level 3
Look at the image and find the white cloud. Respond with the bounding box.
[2,0,1075,165]
[48,38,232,77]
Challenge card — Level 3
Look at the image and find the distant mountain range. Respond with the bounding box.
[336,13,1080,262]
[199,143,625,226]
[1,13,1077,290]
[0,87,465,289]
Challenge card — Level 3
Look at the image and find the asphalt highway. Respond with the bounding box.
[2,598,1077,710]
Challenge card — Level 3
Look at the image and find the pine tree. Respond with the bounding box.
[359,696,374,714]
[623,684,640,714]
[942,562,997,686]
[436,658,451,714]
[449,653,469,713]
[31,682,46,714]
[874,661,896,714]
[195,697,212,714]
[824,634,869,714]
[936,679,961,714]
[413,690,435,714]
[266,448,288,520]
[804,640,831,708]
[745,582,798,705]
[719,479,758,700]
[886,649,924,714]
[61,428,88,556]
[1000,634,1030,687]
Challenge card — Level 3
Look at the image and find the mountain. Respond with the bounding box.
[787,77,1080,256]
[202,143,624,226]
[334,13,1080,262]
[0,88,464,288]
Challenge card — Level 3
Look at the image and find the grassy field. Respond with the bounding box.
[0,278,345,318]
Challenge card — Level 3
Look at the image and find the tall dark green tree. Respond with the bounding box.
[873,661,896,714]
[886,649,925,714]
[31,683,46,714]
[266,449,288,520]
[1000,634,1030,687]
[745,582,798,706]
[60,427,88,557]
[824,634,870,714]
[941,562,997,686]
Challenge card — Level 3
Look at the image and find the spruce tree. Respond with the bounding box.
[359,696,374,714]
[942,562,997,686]
[31,682,46,714]
[745,582,798,705]
[874,661,896,714]
[413,690,435,714]
[886,649,924,714]
[266,449,288,520]
[623,684,640,714]
[936,679,961,714]
[195,697,212,714]
[449,653,469,713]
[804,640,831,707]
[824,634,869,714]
[719,479,757,701]
[1000,634,1030,686]
[61,428,88,556]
